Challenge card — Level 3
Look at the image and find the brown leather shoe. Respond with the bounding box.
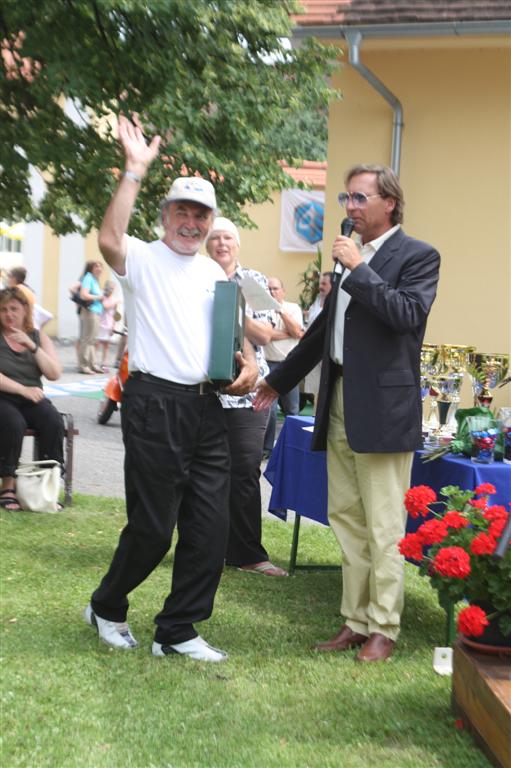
[313,624,368,652]
[355,633,395,662]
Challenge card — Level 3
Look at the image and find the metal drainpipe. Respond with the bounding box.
[344,30,403,177]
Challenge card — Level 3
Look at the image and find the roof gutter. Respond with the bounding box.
[344,30,403,176]
[292,20,511,41]
[293,19,510,177]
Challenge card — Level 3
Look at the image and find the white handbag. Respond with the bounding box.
[15,460,61,513]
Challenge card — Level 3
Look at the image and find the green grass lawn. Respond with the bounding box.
[1,497,490,768]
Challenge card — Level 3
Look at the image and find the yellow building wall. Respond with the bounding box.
[84,231,103,266]
[40,227,60,337]
[325,38,511,410]
[39,228,106,337]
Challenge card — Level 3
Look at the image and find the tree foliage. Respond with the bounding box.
[0,0,336,238]
[272,107,328,163]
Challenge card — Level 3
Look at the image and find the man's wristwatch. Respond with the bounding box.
[122,170,142,183]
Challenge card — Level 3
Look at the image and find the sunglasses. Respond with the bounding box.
[338,192,381,208]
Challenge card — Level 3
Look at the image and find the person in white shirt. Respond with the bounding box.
[84,115,257,663]
[304,271,332,401]
[262,278,304,457]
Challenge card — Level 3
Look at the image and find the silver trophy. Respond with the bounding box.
[467,352,510,407]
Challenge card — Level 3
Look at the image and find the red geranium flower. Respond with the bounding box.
[470,532,496,556]
[443,510,469,529]
[433,546,471,578]
[474,482,496,496]
[404,485,436,518]
[483,505,507,522]
[417,518,449,545]
[468,497,488,510]
[398,533,423,561]
[457,605,490,637]
[489,518,506,539]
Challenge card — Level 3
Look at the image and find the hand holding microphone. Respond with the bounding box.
[332,217,360,280]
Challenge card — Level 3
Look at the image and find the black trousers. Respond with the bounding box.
[224,407,270,566]
[91,377,230,645]
[0,394,64,477]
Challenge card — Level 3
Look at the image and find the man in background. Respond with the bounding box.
[304,271,332,403]
[306,271,332,328]
[8,266,53,329]
[262,277,304,459]
[7,267,35,307]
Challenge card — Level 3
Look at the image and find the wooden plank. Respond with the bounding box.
[452,640,511,768]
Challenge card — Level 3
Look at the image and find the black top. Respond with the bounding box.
[0,330,42,388]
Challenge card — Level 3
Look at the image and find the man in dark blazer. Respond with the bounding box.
[254,164,440,662]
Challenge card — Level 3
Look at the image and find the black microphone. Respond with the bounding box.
[341,217,355,237]
[333,217,355,282]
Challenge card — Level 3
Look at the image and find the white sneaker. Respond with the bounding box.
[152,636,228,662]
[84,604,138,650]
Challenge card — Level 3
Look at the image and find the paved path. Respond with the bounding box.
[34,341,276,513]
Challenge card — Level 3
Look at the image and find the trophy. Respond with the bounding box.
[423,344,474,434]
[434,344,475,431]
[467,352,510,406]
[420,344,441,429]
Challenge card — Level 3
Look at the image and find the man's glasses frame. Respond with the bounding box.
[338,192,382,208]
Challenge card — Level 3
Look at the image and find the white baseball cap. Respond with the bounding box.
[163,177,217,210]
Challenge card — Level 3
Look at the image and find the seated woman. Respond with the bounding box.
[0,287,64,510]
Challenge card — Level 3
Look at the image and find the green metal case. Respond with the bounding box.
[208,281,245,386]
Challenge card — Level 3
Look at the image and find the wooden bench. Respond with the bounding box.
[24,412,79,506]
[452,639,511,768]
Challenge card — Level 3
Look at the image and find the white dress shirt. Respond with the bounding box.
[331,225,401,364]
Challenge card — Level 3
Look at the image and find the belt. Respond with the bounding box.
[331,362,343,379]
[130,371,217,395]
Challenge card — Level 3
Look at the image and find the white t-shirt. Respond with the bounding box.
[115,236,226,384]
[264,301,304,362]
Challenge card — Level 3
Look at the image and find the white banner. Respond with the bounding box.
[279,189,324,252]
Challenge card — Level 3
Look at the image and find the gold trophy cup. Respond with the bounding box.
[467,352,510,406]
[420,344,441,430]
[435,344,475,431]
[425,344,473,434]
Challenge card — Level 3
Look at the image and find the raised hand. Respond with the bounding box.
[6,328,34,350]
[118,114,161,175]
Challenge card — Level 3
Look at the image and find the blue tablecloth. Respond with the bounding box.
[264,415,511,527]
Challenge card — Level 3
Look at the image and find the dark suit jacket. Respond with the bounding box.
[266,228,440,453]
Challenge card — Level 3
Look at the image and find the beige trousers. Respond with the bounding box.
[326,379,413,641]
[78,310,99,369]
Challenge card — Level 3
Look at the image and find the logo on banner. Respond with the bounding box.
[294,200,323,245]
[280,190,325,252]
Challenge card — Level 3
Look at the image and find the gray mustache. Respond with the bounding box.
[178,227,201,237]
